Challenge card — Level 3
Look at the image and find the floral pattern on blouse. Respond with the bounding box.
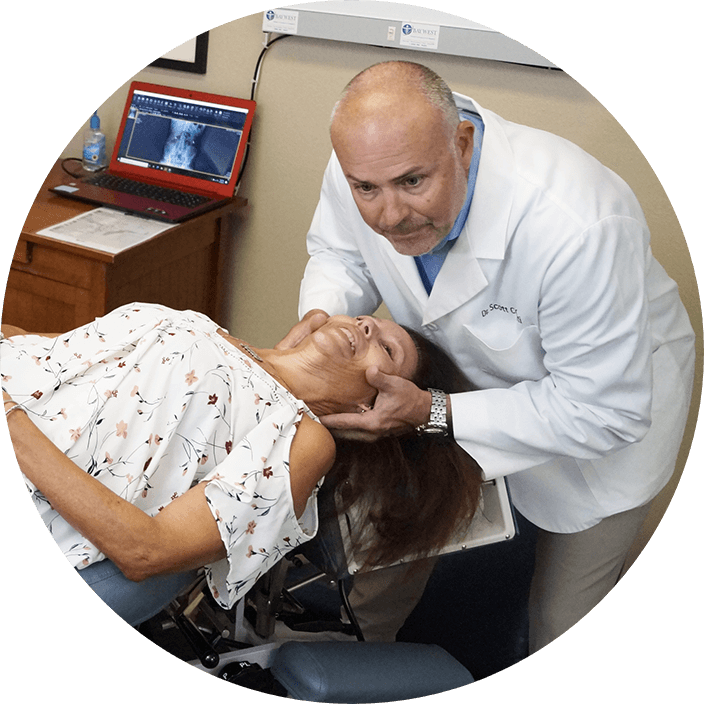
[0,303,321,608]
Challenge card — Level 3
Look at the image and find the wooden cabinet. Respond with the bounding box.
[2,161,246,332]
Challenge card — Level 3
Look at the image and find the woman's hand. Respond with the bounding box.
[320,366,432,440]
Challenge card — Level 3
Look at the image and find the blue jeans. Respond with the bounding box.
[77,559,198,626]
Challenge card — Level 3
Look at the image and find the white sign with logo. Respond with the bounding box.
[263,9,300,34]
[399,21,440,50]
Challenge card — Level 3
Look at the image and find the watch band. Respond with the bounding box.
[415,388,448,436]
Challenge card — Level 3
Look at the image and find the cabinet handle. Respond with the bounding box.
[12,239,33,265]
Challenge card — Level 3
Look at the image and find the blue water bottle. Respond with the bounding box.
[83,111,106,171]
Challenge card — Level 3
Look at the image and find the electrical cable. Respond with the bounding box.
[236,33,292,190]
[250,33,291,102]
[60,157,107,179]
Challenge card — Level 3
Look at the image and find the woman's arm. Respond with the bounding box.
[4,396,335,582]
[5,396,225,582]
[288,414,336,516]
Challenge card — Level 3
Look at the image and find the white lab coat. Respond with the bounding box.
[299,94,695,532]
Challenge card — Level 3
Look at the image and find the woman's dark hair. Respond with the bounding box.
[328,328,483,570]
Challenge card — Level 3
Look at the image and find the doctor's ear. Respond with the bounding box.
[455,120,474,167]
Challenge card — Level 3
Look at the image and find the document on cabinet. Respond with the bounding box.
[37,207,175,254]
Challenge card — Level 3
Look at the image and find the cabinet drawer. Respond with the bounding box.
[10,239,101,290]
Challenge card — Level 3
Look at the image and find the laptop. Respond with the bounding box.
[51,82,256,223]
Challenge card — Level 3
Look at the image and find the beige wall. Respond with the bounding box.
[59,12,701,570]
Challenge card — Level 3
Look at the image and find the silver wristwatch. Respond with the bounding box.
[415,388,448,436]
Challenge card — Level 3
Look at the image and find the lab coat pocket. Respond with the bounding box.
[461,323,547,385]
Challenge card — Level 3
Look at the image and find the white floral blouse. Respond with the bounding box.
[0,303,321,609]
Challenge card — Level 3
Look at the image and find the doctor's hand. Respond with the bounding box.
[275,309,329,350]
[320,367,433,441]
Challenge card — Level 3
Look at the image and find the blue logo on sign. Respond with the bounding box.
[266,10,275,20]
[402,24,413,35]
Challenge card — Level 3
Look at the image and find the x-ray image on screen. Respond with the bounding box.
[116,91,248,185]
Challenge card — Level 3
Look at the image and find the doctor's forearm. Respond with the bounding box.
[449,381,651,478]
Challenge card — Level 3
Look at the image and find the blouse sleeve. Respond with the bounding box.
[200,402,320,609]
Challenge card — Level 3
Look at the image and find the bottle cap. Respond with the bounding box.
[90,111,101,129]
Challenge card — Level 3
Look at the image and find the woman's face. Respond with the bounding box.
[299,315,419,413]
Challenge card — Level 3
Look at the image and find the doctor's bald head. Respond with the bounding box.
[330,61,460,136]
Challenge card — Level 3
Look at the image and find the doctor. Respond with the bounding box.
[278,61,695,651]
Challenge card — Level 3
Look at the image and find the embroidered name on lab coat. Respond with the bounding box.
[481,303,522,324]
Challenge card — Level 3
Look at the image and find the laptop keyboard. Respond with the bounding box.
[85,173,210,208]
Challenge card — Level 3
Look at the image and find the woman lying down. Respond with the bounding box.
[1,303,482,626]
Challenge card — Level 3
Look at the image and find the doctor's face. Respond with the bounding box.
[332,97,474,256]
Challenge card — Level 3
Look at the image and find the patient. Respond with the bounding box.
[2,303,482,625]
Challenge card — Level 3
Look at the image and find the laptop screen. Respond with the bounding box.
[115,88,249,186]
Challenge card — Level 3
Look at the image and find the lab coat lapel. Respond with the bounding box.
[424,232,487,324]
[379,238,430,308]
[424,104,516,324]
